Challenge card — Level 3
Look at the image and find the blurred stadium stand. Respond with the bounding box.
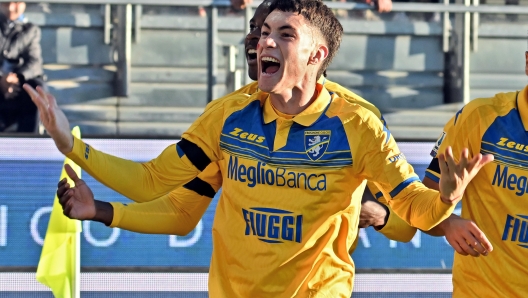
[12,1,525,140]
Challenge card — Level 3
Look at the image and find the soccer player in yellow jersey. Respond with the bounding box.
[58,0,418,243]
[27,0,492,296]
[422,51,528,297]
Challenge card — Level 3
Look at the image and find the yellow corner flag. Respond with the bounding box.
[36,126,82,298]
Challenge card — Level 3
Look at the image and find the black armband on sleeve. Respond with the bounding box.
[176,138,212,171]
[427,157,440,174]
[183,177,217,198]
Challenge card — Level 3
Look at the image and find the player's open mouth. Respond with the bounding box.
[247,49,257,63]
[261,56,281,75]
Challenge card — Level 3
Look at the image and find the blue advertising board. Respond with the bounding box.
[0,138,456,268]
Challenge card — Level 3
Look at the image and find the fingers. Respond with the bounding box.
[24,83,50,123]
[468,153,494,173]
[459,148,469,171]
[456,238,479,257]
[57,178,70,198]
[438,153,448,175]
[444,147,458,174]
[64,164,81,184]
[462,230,487,256]
[62,192,74,217]
[444,217,492,257]
[470,223,493,254]
[38,86,58,109]
[23,83,47,108]
[448,238,469,256]
[59,188,74,217]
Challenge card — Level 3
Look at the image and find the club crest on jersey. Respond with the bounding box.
[304,130,330,161]
[430,131,446,158]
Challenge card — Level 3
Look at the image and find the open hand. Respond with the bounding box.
[440,214,493,257]
[23,84,73,154]
[438,147,494,205]
[57,164,96,220]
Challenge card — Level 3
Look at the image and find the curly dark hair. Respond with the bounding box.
[268,0,343,78]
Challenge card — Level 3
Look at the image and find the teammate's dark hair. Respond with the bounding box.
[269,0,343,78]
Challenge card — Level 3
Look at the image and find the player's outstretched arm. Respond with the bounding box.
[58,165,212,235]
[25,84,192,202]
[24,84,220,203]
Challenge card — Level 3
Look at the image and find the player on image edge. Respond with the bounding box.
[422,50,528,297]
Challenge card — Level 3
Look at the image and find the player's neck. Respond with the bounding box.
[269,75,318,115]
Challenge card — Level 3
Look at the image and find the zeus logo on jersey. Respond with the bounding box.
[228,156,327,191]
[492,164,528,196]
[242,207,303,243]
[502,214,528,249]
[496,137,528,152]
[229,128,265,143]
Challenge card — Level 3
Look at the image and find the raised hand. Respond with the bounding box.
[439,214,493,257]
[438,147,494,205]
[57,164,96,220]
[231,0,252,10]
[23,84,73,154]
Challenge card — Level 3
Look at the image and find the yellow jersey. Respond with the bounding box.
[426,86,528,297]
[67,82,453,297]
[110,79,415,243]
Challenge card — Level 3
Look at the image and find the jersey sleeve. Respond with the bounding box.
[349,110,455,230]
[181,162,223,198]
[65,99,226,203]
[376,204,417,242]
[109,188,213,235]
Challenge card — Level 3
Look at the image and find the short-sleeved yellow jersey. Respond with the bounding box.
[426,86,528,297]
[67,83,452,297]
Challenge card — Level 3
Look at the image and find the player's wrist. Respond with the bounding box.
[373,204,390,230]
[92,200,114,226]
[57,134,74,155]
[439,190,461,205]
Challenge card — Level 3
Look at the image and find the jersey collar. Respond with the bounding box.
[517,85,528,131]
[262,82,332,127]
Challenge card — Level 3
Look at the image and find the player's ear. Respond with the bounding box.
[308,44,328,66]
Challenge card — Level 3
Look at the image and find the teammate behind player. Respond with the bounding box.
[422,51,528,297]
[28,0,492,296]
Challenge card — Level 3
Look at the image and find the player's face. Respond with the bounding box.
[257,10,317,93]
[245,1,273,81]
[525,51,528,76]
[0,2,26,21]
